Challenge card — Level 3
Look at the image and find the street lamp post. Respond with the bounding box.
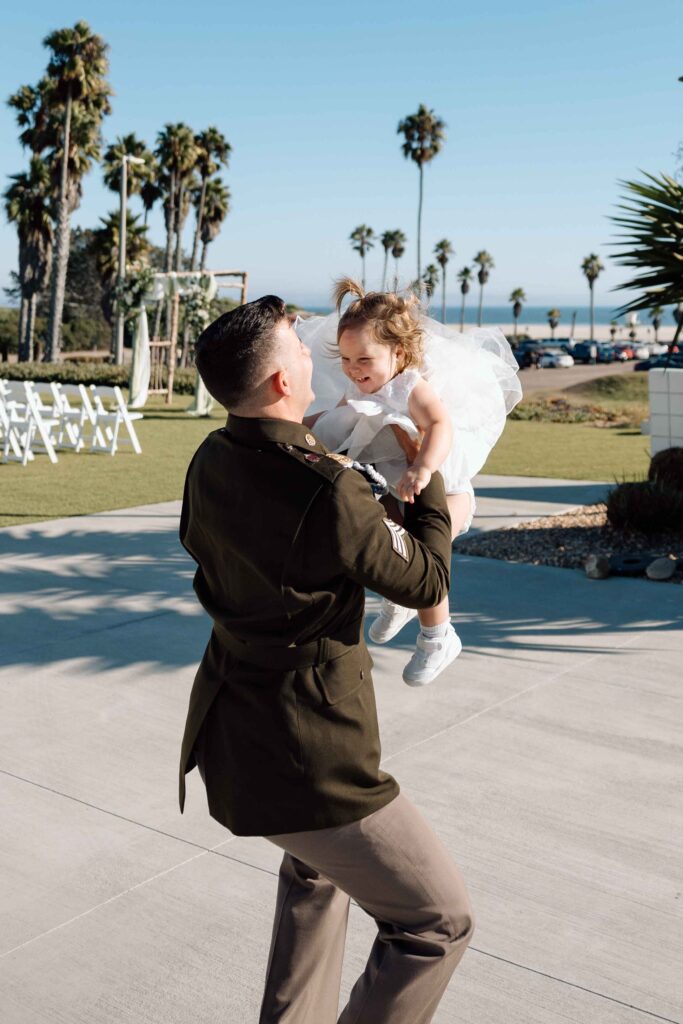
[114,154,145,365]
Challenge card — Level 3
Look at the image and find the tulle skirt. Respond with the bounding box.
[296,312,522,497]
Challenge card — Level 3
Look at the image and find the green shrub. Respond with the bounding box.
[606,480,683,534]
[648,447,683,491]
[1,361,196,395]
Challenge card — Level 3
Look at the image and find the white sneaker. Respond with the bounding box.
[368,600,418,644]
[402,625,462,686]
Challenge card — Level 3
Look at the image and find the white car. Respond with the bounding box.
[650,342,669,355]
[634,346,650,360]
[538,349,575,368]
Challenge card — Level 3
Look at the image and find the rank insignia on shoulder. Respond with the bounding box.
[326,452,354,468]
[383,518,409,560]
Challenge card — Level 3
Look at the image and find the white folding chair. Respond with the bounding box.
[52,383,87,452]
[88,385,143,455]
[0,393,34,465]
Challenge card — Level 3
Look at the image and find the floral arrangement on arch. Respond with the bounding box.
[113,262,157,318]
[183,274,215,334]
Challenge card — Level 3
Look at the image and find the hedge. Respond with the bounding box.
[1,361,197,395]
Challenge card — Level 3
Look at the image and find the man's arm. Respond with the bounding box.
[329,467,452,609]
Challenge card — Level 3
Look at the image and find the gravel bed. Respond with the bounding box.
[455,504,683,583]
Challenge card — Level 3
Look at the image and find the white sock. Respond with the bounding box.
[420,621,450,639]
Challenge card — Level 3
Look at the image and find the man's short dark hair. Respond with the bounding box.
[195,295,288,409]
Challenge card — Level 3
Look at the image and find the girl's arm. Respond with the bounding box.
[397,379,453,502]
[303,395,347,429]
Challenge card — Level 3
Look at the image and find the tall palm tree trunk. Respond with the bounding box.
[191,177,207,270]
[381,250,388,291]
[174,182,185,271]
[460,293,465,333]
[200,241,208,271]
[513,315,518,340]
[26,294,37,362]
[154,170,177,339]
[394,259,399,291]
[46,89,73,362]
[590,282,595,341]
[361,253,366,290]
[18,296,29,362]
[441,272,446,324]
[477,284,484,327]
[416,164,424,284]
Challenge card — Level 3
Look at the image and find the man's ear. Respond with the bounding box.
[271,368,290,397]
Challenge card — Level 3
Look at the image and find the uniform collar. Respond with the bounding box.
[226,414,327,453]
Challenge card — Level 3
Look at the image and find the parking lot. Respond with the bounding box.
[518,357,637,394]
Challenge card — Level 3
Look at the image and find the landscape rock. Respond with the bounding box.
[646,556,678,581]
[584,554,610,579]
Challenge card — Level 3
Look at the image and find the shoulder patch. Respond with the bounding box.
[326,452,354,468]
[383,518,409,560]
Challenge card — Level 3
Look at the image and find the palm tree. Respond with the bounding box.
[199,178,231,270]
[40,22,111,360]
[581,253,604,342]
[190,127,231,271]
[391,231,407,290]
[140,173,162,226]
[102,133,153,196]
[155,123,198,274]
[610,174,683,345]
[609,319,618,341]
[434,239,453,324]
[91,209,150,323]
[397,104,446,282]
[349,225,374,288]
[422,264,439,309]
[649,305,664,344]
[3,157,53,361]
[473,251,494,327]
[547,308,561,340]
[509,288,526,341]
[457,266,473,332]
[380,230,398,290]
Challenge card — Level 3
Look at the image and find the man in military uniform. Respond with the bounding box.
[179,296,474,1023]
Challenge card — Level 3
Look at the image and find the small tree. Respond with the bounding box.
[609,319,618,341]
[397,104,446,282]
[473,251,494,327]
[349,224,374,289]
[649,305,663,344]
[581,253,603,342]
[434,238,453,323]
[391,231,406,290]
[509,288,526,341]
[547,308,561,340]
[457,266,472,332]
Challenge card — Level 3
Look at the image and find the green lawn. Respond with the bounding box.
[1,398,651,529]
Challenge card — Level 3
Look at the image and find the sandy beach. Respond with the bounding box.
[454,321,676,344]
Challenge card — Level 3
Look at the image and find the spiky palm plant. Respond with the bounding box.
[422,263,440,308]
[434,238,453,323]
[397,105,446,282]
[473,251,494,327]
[350,225,374,289]
[457,266,473,332]
[609,172,683,350]
[509,288,526,341]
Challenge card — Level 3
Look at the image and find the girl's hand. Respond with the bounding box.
[397,466,432,503]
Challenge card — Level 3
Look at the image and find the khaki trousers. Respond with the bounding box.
[259,793,474,1024]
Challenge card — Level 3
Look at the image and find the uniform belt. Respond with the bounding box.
[214,624,359,670]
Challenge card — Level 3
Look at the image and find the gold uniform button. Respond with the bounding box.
[305,433,316,446]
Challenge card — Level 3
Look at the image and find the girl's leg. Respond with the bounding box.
[417,492,473,628]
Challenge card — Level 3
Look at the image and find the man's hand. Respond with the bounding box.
[397,466,432,503]
[390,424,423,463]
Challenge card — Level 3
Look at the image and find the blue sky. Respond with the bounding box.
[1,0,681,308]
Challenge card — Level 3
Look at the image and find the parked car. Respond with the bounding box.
[633,345,650,360]
[613,343,634,361]
[538,349,575,368]
[596,343,616,363]
[635,353,683,371]
[650,342,669,355]
[571,341,598,363]
[513,342,543,368]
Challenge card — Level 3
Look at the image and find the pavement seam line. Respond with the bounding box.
[380,632,640,766]
[0,768,211,854]
[0,834,237,961]
[467,947,682,1024]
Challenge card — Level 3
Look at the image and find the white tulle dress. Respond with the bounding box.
[295,312,522,518]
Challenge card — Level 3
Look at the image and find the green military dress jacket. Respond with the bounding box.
[179,413,452,836]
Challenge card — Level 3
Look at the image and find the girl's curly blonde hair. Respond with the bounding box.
[332,277,424,371]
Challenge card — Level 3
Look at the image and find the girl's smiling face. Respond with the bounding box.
[339,325,402,394]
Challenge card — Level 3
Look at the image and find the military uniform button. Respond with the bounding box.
[305,433,316,446]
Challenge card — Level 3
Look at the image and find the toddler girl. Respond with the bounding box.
[297,278,521,686]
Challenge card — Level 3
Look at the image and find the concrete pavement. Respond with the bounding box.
[0,478,681,1024]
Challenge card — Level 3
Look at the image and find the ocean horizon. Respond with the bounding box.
[305,304,676,327]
